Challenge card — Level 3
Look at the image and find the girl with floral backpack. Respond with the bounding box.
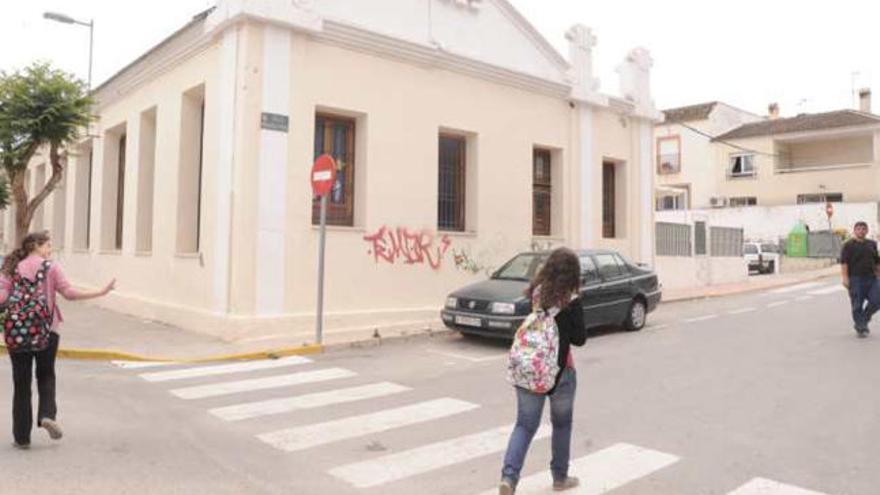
[499,247,587,494]
[0,231,115,449]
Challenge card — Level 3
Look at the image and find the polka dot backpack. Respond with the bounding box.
[1,260,53,353]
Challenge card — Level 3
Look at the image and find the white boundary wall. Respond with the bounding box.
[656,202,880,242]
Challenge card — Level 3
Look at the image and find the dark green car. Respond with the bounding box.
[440,249,662,339]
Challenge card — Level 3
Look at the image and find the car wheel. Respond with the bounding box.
[624,299,647,331]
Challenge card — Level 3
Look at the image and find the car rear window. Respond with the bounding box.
[761,244,778,253]
[743,244,758,254]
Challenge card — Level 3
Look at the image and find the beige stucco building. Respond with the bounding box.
[5,0,660,340]
[655,93,880,211]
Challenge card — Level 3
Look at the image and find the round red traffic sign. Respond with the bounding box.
[825,202,834,218]
[311,154,337,196]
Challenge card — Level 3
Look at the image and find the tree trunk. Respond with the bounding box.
[12,169,31,247]
[11,143,66,246]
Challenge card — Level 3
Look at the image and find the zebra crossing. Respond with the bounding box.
[768,282,845,297]
[110,357,832,494]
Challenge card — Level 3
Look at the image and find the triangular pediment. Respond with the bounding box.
[311,0,570,84]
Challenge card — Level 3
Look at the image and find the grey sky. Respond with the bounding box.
[2,0,877,118]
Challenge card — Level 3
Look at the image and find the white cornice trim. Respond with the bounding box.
[316,20,574,100]
[93,9,643,112]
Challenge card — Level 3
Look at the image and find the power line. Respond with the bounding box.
[667,119,784,158]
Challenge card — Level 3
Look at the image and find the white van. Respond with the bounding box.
[743,242,780,274]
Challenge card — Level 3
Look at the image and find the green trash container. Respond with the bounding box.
[786,222,808,258]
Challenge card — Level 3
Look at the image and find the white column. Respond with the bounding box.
[212,28,240,314]
[578,104,595,249]
[122,114,140,254]
[639,121,655,266]
[255,25,291,315]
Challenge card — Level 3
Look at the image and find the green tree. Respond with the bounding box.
[0,62,93,244]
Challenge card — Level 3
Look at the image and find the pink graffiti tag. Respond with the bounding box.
[363,226,452,270]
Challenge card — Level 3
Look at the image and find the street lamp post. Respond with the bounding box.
[43,11,94,89]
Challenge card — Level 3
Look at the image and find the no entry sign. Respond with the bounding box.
[312,154,338,346]
[312,154,337,197]
[825,202,834,219]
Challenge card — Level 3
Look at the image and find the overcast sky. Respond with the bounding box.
[2,0,878,118]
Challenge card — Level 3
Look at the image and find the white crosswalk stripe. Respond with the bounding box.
[477,442,680,495]
[727,477,828,495]
[209,382,411,422]
[769,282,823,294]
[139,356,312,382]
[330,424,550,488]
[808,285,845,295]
[257,398,479,452]
[115,357,827,494]
[169,368,356,399]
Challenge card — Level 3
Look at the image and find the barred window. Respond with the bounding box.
[532,149,552,236]
[313,114,356,226]
[438,134,466,232]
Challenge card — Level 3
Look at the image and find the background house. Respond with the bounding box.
[654,101,762,210]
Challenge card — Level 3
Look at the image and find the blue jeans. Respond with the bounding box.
[501,368,576,485]
[848,275,880,329]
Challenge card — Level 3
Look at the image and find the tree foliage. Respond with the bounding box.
[0,62,93,243]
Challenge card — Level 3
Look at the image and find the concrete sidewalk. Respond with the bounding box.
[0,301,444,362]
[663,266,839,302]
[0,266,840,362]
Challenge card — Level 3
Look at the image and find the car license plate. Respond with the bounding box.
[455,316,482,327]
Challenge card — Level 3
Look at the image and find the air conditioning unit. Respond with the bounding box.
[709,196,728,208]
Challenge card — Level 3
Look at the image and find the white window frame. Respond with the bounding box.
[728,153,756,178]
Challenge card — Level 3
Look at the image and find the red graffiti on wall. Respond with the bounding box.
[364,226,452,270]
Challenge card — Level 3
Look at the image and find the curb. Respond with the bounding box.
[663,269,837,304]
[0,343,324,363]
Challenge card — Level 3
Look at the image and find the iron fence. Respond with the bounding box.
[710,226,744,257]
[656,222,692,257]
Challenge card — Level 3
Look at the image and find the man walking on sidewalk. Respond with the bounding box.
[841,221,880,337]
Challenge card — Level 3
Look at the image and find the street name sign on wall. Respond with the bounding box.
[261,112,289,132]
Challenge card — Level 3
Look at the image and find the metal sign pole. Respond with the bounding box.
[316,194,328,345]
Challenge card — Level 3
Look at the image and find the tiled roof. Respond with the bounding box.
[661,102,718,123]
[715,110,880,141]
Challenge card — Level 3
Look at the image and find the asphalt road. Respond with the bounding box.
[0,276,876,495]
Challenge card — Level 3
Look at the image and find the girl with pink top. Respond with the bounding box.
[1,231,115,449]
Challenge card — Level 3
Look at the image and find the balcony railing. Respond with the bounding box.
[775,161,873,174]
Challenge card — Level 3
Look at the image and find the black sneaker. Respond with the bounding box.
[12,442,30,450]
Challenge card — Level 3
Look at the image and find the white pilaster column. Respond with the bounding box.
[255,25,292,315]
[639,121,655,266]
[212,27,239,314]
[579,104,595,249]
